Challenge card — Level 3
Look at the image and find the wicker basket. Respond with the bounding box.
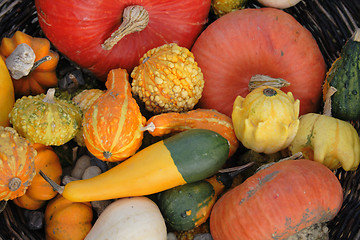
[0,0,360,239]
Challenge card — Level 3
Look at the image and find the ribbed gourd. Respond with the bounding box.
[9,88,82,146]
[83,68,146,162]
[0,126,36,201]
[322,28,360,121]
[131,43,204,113]
[232,86,300,154]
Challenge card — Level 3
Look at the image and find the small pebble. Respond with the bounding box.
[167,232,177,240]
[194,233,213,240]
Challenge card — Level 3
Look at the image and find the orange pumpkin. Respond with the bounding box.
[0,126,36,201]
[210,159,343,240]
[0,31,59,97]
[13,143,62,210]
[45,194,93,240]
[83,68,146,162]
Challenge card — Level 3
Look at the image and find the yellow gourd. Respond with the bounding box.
[232,86,300,154]
[289,113,360,171]
[289,87,360,171]
[0,57,15,127]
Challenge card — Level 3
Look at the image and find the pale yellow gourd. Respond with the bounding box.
[288,113,360,171]
[232,86,300,154]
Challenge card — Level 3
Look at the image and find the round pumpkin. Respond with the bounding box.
[35,0,211,80]
[0,127,36,201]
[210,159,343,240]
[191,8,326,117]
[45,194,93,240]
[13,143,62,210]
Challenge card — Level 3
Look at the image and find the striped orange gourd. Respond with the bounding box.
[82,68,146,162]
[0,126,36,201]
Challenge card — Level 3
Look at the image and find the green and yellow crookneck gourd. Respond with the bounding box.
[41,129,230,202]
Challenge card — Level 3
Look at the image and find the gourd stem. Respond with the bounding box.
[42,88,56,104]
[353,28,360,42]
[218,162,255,174]
[256,152,303,172]
[102,5,149,50]
[31,55,52,72]
[249,75,290,91]
[141,122,155,132]
[39,170,64,195]
[323,86,337,116]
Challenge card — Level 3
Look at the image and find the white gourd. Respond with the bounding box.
[84,196,167,240]
[257,0,302,9]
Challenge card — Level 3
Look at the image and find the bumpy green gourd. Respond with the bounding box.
[9,88,82,146]
[323,28,360,121]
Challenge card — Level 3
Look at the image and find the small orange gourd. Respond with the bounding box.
[83,68,146,162]
[13,143,62,210]
[44,194,93,240]
[0,31,59,97]
[0,126,36,201]
[144,108,239,157]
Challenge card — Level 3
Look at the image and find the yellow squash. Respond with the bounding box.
[232,86,300,154]
[0,57,15,127]
[289,113,360,171]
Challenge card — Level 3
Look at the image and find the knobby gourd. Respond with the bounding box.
[13,143,62,210]
[232,86,300,154]
[0,127,36,201]
[131,43,204,113]
[9,88,82,146]
[35,0,211,80]
[0,31,59,97]
[211,0,248,17]
[82,68,146,162]
[144,108,239,157]
[191,8,326,117]
[85,197,167,240]
[210,159,343,240]
[40,129,230,202]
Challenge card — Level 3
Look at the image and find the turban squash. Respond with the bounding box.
[35,0,211,80]
[191,7,326,117]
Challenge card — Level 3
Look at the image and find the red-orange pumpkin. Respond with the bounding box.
[35,0,211,80]
[191,8,326,117]
[210,159,343,240]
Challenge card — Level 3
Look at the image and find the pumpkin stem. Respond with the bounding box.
[39,170,64,195]
[248,75,290,91]
[42,88,56,104]
[102,5,149,50]
[323,86,337,116]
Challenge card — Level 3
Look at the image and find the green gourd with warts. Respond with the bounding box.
[9,88,82,146]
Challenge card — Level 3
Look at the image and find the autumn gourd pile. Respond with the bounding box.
[0,1,358,240]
